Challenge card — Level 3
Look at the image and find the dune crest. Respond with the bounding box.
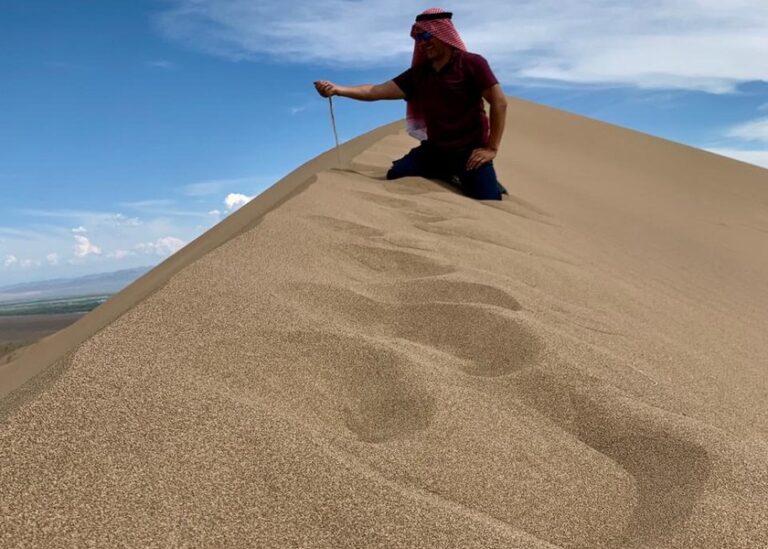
[2,98,767,548]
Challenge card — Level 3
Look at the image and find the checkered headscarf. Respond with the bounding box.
[406,8,467,140]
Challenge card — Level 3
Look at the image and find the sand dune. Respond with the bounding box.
[1,98,767,548]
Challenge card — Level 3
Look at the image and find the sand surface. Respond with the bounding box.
[1,98,767,548]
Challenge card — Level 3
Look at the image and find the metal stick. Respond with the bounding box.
[328,96,342,167]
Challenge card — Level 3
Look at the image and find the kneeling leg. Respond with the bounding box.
[458,163,503,200]
[386,144,431,180]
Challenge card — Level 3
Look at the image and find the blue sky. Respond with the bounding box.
[1,0,767,286]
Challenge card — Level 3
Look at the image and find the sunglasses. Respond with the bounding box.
[414,31,434,42]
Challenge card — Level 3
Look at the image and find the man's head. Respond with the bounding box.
[410,8,467,63]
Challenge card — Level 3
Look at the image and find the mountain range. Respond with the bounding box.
[0,267,152,303]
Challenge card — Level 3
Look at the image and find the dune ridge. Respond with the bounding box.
[1,98,767,548]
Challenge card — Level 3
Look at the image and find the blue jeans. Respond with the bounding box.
[386,141,504,200]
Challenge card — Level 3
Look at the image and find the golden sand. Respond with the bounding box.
[1,98,767,548]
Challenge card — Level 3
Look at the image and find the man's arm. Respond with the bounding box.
[314,80,405,101]
[484,84,508,152]
[466,84,508,170]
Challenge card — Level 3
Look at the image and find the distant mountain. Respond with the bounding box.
[0,267,153,303]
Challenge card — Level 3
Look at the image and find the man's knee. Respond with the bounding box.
[386,165,402,180]
[386,145,429,180]
[467,187,502,200]
[461,163,502,200]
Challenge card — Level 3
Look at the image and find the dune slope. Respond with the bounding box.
[1,98,767,548]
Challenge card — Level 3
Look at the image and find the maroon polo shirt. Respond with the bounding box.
[393,49,498,151]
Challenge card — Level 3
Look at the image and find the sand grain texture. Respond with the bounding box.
[2,98,767,548]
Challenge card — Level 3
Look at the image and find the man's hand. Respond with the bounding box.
[314,80,338,97]
[466,147,497,171]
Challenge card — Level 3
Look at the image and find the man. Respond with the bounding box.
[314,8,508,200]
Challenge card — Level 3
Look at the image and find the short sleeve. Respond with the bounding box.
[469,54,499,92]
[392,68,415,100]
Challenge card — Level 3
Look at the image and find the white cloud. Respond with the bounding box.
[46,253,59,265]
[225,193,254,211]
[72,226,87,234]
[135,236,186,257]
[155,0,411,66]
[209,209,222,217]
[74,235,102,258]
[155,0,768,92]
[710,117,768,169]
[705,148,768,170]
[726,117,768,143]
[2,255,41,270]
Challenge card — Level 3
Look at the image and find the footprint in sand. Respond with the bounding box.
[307,214,386,238]
[386,278,540,376]
[291,279,542,378]
[394,278,523,311]
[391,301,541,377]
[354,190,421,210]
[353,190,454,224]
[272,330,436,444]
[307,212,438,254]
[414,219,579,265]
[341,244,456,279]
[513,369,712,548]
[339,343,436,443]
[382,180,433,195]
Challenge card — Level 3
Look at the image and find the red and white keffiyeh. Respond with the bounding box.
[406,8,467,140]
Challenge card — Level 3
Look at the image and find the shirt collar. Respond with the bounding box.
[430,48,460,74]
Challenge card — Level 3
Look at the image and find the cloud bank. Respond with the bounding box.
[155,0,768,92]
[727,117,768,143]
[2,171,269,284]
[705,148,768,169]
[135,236,187,257]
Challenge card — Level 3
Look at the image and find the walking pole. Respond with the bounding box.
[328,96,342,168]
